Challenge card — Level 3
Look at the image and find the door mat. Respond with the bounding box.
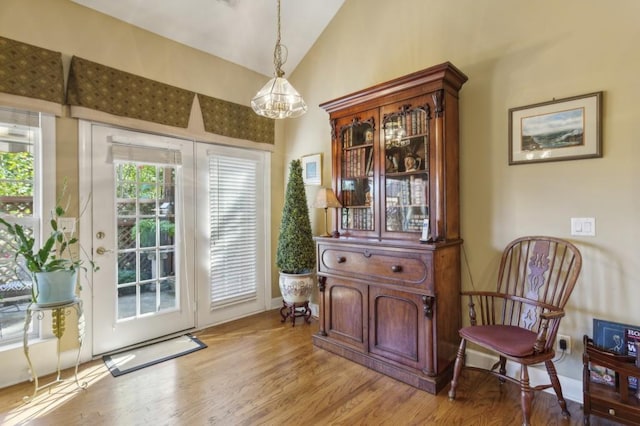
[102,334,207,377]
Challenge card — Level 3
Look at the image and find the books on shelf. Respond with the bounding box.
[342,206,373,231]
[386,177,427,207]
[342,147,373,178]
[365,148,374,176]
[409,176,426,205]
[343,127,354,148]
[400,109,426,137]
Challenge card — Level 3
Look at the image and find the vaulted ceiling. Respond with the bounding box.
[71,0,345,77]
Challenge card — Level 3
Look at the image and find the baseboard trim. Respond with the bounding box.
[309,302,319,318]
[466,348,582,404]
[270,296,283,310]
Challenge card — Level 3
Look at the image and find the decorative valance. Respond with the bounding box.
[0,37,275,145]
[67,56,195,128]
[198,94,274,145]
[0,36,64,104]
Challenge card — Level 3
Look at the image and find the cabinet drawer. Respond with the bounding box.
[589,397,640,425]
[319,244,432,290]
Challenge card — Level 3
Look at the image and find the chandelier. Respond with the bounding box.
[251,0,307,119]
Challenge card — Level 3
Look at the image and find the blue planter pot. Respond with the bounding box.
[34,270,78,306]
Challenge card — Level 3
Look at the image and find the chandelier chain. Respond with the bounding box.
[273,0,287,77]
[251,0,307,118]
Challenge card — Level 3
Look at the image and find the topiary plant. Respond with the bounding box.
[276,159,315,274]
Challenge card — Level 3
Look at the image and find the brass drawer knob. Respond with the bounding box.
[391,265,403,273]
[337,256,346,263]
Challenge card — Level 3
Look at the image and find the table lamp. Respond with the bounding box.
[314,187,342,237]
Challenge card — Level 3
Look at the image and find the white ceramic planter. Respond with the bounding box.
[279,271,314,304]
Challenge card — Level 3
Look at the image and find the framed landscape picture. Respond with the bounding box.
[508,92,603,165]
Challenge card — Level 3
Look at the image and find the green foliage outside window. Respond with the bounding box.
[133,218,175,247]
[0,152,33,194]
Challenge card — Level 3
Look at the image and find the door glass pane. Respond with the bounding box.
[115,162,177,320]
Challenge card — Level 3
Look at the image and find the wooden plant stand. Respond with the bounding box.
[279,301,311,327]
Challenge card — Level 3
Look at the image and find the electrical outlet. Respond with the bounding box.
[556,334,571,354]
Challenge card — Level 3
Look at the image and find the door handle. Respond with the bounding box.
[96,247,113,255]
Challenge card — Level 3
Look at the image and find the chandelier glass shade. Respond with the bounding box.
[251,0,307,119]
[251,76,307,119]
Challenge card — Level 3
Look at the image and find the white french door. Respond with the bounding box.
[195,143,270,326]
[82,123,270,355]
[89,124,196,355]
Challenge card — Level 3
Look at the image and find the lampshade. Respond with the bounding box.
[251,0,307,119]
[314,188,342,209]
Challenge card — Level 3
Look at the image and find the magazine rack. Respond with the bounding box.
[583,335,640,425]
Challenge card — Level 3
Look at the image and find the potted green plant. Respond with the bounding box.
[0,201,96,306]
[276,159,316,304]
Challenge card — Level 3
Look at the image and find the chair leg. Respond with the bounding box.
[499,355,507,383]
[545,360,570,418]
[520,365,533,426]
[448,338,466,400]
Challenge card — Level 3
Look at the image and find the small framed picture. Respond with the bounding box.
[301,153,322,185]
[508,92,603,165]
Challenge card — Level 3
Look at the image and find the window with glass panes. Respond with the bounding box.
[0,108,51,345]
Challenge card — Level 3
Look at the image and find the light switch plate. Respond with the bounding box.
[58,217,76,234]
[571,217,595,236]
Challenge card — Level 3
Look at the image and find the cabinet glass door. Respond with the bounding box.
[382,104,430,235]
[339,119,375,233]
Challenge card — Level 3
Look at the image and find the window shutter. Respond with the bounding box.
[208,154,258,306]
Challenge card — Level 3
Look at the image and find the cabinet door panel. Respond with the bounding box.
[326,279,367,350]
[332,111,379,238]
[380,95,433,239]
[369,287,426,370]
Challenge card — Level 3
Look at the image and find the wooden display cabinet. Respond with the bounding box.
[313,62,467,394]
[583,335,640,425]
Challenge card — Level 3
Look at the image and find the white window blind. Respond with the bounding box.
[209,154,258,307]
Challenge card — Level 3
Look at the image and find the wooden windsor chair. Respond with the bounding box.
[448,236,582,426]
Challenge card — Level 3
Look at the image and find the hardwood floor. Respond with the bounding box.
[0,310,621,425]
